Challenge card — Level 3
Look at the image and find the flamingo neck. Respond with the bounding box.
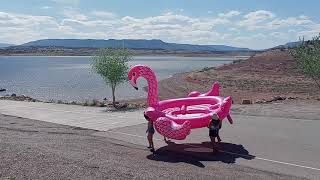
[142,70,159,108]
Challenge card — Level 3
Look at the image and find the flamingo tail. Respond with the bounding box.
[205,82,220,96]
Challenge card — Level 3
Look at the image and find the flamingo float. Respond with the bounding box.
[128,65,233,140]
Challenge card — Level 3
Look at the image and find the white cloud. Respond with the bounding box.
[0,12,57,27]
[61,19,116,28]
[244,10,274,21]
[238,10,275,29]
[0,9,319,49]
[296,24,320,39]
[41,6,52,9]
[219,10,241,18]
[233,33,281,49]
[270,32,286,39]
[236,10,313,31]
[266,16,313,29]
[92,11,116,18]
[115,12,232,45]
[63,8,88,21]
[51,0,79,5]
[229,27,238,31]
[0,11,59,43]
[240,15,313,31]
[288,29,296,33]
[143,12,196,25]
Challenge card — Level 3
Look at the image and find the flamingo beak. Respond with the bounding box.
[130,78,138,90]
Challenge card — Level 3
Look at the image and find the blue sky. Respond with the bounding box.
[0,0,319,49]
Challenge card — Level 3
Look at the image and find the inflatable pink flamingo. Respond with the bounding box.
[128,65,233,140]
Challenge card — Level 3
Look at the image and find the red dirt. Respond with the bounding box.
[157,50,320,104]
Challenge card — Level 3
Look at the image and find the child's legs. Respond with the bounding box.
[210,136,215,147]
[217,135,221,142]
[147,133,154,147]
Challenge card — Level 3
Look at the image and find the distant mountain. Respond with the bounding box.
[272,41,303,49]
[20,39,252,52]
[0,43,15,48]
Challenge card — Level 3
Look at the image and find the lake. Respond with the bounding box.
[0,56,243,102]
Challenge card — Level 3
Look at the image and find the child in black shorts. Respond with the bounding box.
[144,114,155,152]
[208,114,222,152]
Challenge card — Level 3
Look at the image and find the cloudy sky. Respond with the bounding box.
[0,0,319,49]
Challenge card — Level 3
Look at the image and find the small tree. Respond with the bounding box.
[92,48,131,107]
[291,34,320,90]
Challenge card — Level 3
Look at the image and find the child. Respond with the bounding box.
[144,114,155,152]
[208,114,222,152]
[164,136,168,142]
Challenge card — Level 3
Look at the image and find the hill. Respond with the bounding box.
[272,41,302,49]
[20,39,252,52]
[158,50,319,103]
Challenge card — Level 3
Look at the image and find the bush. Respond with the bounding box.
[92,48,131,107]
[291,34,320,89]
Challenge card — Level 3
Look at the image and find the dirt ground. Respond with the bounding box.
[157,50,320,104]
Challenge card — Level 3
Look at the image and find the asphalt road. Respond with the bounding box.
[0,100,320,179]
[99,114,320,179]
[0,114,307,180]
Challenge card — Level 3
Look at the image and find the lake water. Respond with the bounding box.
[0,56,242,102]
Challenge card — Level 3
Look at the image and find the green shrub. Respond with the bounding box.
[291,34,320,89]
[92,48,131,107]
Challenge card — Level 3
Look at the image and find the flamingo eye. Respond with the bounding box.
[132,72,136,77]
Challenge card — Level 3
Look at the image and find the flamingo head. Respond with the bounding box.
[128,65,141,90]
[128,65,153,90]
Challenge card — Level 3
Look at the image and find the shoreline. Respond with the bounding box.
[0,54,249,107]
[0,48,257,57]
[0,94,147,110]
[0,54,253,58]
[1,50,320,107]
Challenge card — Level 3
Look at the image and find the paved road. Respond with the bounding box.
[0,114,303,180]
[1,100,320,179]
